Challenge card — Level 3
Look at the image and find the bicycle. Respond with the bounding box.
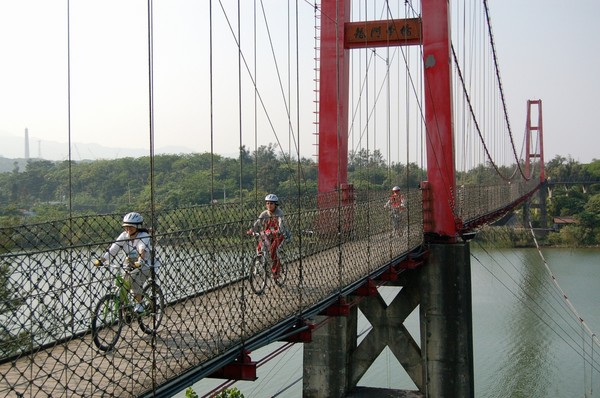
[247,229,287,295]
[91,262,165,352]
[388,207,406,237]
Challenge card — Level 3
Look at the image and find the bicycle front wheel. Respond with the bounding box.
[91,293,123,351]
[250,256,268,295]
[138,281,165,335]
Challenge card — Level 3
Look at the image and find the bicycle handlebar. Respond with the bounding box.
[247,229,281,238]
[92,260,140,273]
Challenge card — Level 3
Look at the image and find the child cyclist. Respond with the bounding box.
[384,186,406,235]
[248,194,290,277]
[93,212,155,313]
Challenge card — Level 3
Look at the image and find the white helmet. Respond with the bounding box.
[265,193,279,203]
[392,186,401,192]
[122,212,143,227]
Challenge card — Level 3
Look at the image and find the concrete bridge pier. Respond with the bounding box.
[420,242,474,398]
[303,309,358,397]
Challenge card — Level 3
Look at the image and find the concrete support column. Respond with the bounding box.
[303,308,358,398]
[419,242,474,398]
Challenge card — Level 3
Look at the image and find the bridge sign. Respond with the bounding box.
[344,18,421,49]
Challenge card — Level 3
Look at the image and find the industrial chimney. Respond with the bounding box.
[24,128,30,160]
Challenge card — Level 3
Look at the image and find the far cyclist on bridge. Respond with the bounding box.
[248,194,290,277]
[384,186,406,236]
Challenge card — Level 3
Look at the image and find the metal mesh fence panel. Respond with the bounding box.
[457,179,540,226]
[0,189,422,397]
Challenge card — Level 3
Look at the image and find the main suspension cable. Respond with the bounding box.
[482,0,525,179]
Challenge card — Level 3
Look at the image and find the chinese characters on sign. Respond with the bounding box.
[344,18,421,49]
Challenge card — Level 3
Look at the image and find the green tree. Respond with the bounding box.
[548,188,586,216]
[573,193,600,245]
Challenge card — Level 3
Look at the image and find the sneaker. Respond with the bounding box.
[134,303,144,314]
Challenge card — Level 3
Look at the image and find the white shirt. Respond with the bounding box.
[102,230,153,266]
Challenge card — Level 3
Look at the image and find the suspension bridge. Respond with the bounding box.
[0,0,576,397]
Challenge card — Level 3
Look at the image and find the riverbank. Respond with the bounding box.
[474,225,600,248]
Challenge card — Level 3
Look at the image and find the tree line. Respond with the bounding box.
[0,145,424,225]
[1,148,599,246]
[542,155,600,246]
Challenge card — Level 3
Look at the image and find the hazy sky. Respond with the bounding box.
[490,0,600,165]
[0,0,598,164]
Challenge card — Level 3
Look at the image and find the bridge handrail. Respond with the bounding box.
[0,182,539,396]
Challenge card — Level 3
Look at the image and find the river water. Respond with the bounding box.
[176,247,600,398]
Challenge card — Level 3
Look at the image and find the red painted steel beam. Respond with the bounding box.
[354,278,379,296]
[378,267,399,282]
[209,350,257,381]
[319,11,420,197]
[280,320,315,343]
[318,0,350,195]
[320,296,351,316]
[422,0,459,239]
[398,256,424,270]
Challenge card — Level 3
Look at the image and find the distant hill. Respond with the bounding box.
[0,130,201,172]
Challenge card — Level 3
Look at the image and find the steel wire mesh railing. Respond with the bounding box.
[457,179,541,227]
[0,189,423,397]
[0,181,539,397]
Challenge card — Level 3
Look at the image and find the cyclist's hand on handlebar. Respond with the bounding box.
[246,229,254,235]
[93,258,105,267]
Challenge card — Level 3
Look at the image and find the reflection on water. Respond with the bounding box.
[474,248,552,398]
[472,247,600,398]
[178,247,600,397]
